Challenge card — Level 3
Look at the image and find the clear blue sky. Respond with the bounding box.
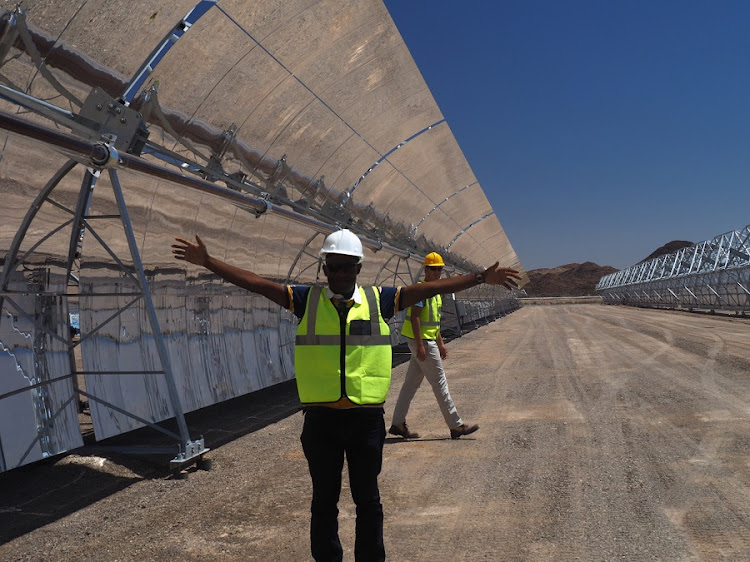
[384,0,750,270]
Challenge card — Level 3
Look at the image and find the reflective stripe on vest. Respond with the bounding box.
[294,286,392,404]
[401,289,442,340]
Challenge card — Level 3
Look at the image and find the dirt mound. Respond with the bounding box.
[639,240,693,263]
[523,262,617,297]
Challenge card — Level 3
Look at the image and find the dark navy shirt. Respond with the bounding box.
[287,285,400,320]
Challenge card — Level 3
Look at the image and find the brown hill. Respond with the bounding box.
[523,262,617,297]
[639,240,693,263]
[523,240,695,297]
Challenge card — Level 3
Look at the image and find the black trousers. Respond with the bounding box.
[301,407,386,562]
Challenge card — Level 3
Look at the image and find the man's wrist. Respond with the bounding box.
[474,271,484,285]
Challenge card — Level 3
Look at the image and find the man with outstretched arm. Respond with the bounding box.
[172,229,520,562]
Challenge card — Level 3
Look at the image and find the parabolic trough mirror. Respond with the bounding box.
[0,0,526,472]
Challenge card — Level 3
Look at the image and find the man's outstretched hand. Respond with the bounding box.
[172,235,209,267]
[483,262,522,290]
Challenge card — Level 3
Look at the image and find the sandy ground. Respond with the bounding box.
[2,304,750,561]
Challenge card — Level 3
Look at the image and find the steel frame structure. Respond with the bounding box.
[0,4,519,472]
[0,5,486,274]
[596,224,750,314]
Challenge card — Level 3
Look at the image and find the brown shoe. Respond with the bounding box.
[389,422,419,439]
[450,423,479,439]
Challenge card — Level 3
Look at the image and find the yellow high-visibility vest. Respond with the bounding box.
[401,284,442,340]
[295,286,392,404]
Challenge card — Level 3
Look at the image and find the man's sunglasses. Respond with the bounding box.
[425,266,443,271]
[325,262,359,273]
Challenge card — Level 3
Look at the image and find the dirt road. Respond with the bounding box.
[3,304,750,561]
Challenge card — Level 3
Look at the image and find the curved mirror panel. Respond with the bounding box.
[0,0,524,470]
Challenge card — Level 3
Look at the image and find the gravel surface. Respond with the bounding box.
[2,304,750,561]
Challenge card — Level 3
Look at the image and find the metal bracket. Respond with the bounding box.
[203,123,237,181]
[266,154,289,188]
[77,87,149,155]
[319,197,352,226]
[0,9,20,66]
[169,437,210,470]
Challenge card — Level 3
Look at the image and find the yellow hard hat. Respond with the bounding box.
[423,252,445,267]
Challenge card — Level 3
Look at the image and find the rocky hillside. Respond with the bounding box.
[638,240,693,263]
[523,262,618,297]
[523,240,695,297]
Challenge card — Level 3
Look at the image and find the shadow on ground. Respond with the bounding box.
[0,379,300,544]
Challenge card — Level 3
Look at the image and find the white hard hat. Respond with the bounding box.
[319,229,364,262]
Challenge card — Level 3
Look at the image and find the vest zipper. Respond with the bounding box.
[338,304,347,399]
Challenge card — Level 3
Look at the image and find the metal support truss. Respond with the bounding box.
[120,0,219,105]
[286,232,326,285]
[374,254,416,287]
[0,153,209,470]
[597,224,750,314]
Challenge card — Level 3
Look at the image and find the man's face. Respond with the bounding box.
[323,253,361,297]
[424,265,443,281]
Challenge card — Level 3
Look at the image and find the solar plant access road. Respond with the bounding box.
[2,304,750,560]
